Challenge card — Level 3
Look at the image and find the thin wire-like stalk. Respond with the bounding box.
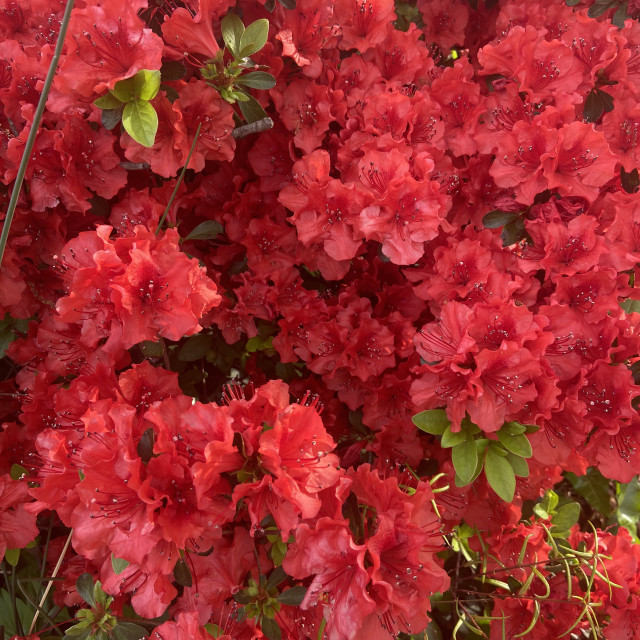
[156,123,202,236]
[0,0,76,270]
[28,529,73,634]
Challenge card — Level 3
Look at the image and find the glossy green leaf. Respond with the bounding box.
[506,452,529,478]
[261,615,282,640]
[236,71,277,89]
[485,446,516,502]
[441,425,467,448]
[482,209,519,229]
[186,220,224,241]
[238,93,269,124]
[178,334,212,361]
[412,409,450,435]
[565,468,613,517]
[502,421,527,435]
[137,427,155,464]
[497,430,532,458]
[101,106,124,131]
[239,19,270,58]
[76,573,96,607]
[452,437,478,485]
[454,440,486,487]
[222,12,245,58]
[132,69,161,101]
[266,566,287,590]
[501,217,527,247]
[94,93,124,109]
[111,622,150,640]
[551,502,581,534]
[122,99,158,148]
[621,166,640,195]
[111,554,129,575]
[110,78,135,103]
[174,558,193,587]
[616,477,640,542]
[277,586,307,606]
[10,463,27,480]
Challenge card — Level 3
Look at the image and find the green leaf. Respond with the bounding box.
[278,0,296,7]
[4,548,19,566]
[132,69,161,101]
[10,463,27,480]
[222,12,246,58]
[501,217,527,247]
[234,590,252,605]
[616,477,640,541]
[139,340,164,358]
[551,502,581,533]
[239,19,270,58]
[565,468,614,517]
[412,409,450,435]
[482,210,519,229]
[540,489,559,513]
[452,437,478,485]
[122,99,158,148]
[276,586,307,606]
[266,566,287,590]
[588,0,617,18]
[186,220,224,241]
[173,558,193,587]
[101,106,124,130]
[585,88,614,122]
[454,440,486,487]
[110,78,135,103]
[270,538,287,567]
[236,71,277,90]
[441,425,467,448]
[111,554,129,575]
[506,452,529,478]
[612,1,628,27]
[261,616,282,640]
[485,445,516,502]
[502,421,527,435]
[94,93,124,109]
[621,166,640,195]
[178,334,212,361]
[161,60,186,81]
[620,298,640,314]
[137,427,155,463]
[76,573,96,607]
[497,430,532,458]
[111,622,151,640]
[238,93,269,124]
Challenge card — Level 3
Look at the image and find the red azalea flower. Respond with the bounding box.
[334,0,396,53]
[283,518,376,640]
[161,0,231,61]
[0,474,39,562]
[276,0,340,78]
[56,0,163,99]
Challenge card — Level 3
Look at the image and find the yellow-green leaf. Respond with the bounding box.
[485,446,516,502]
[122,99,158,148]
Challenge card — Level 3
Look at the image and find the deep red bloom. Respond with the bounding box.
[333,0,396,53]
[283,518,376,640]
[0,474,39,561]
[56,0,163,99]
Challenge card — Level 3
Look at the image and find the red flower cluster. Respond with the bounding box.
[1,0,640,638]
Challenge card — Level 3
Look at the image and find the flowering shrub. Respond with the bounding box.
[2,0,640,638]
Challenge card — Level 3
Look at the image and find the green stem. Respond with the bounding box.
[156,122,202,236]
[0,0,76,270]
